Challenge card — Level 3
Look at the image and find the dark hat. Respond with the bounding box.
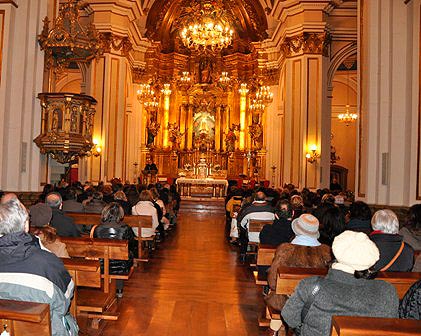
[29,203,52,228]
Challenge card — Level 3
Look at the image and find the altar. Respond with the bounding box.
[176,177,228,199]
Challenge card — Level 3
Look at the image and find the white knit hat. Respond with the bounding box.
[291,214,320,239]
[332,230,380,274]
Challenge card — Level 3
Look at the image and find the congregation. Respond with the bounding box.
[225,183,421,335]
[0,180,180,335]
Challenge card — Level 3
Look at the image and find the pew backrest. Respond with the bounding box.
[249,219,274,233]
[276,266,421,300]
[256,244,277,266]
[0,299,51,336]
[330,315,421,336]
[60,236,129,293]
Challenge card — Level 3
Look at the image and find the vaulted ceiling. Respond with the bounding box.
[144,0,269,54]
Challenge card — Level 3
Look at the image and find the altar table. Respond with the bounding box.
[176,177,228,199]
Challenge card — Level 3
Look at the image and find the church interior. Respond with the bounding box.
[0,0,421,335]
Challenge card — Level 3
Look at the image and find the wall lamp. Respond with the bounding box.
[306,144,320,164]
[92,138,102,157]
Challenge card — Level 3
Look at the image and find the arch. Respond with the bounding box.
[327,42,358,88]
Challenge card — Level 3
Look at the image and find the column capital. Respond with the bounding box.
[281,31,331,58]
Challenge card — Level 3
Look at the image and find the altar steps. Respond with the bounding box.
[179,198,225,214]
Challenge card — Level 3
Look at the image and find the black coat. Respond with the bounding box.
[259,217,294,246]
[370,232,414,272]
[93,221,137,274]
[50,208,80,237]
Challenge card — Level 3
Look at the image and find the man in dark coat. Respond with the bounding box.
[46,192,80,237]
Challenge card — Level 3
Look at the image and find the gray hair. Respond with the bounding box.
[371,209,399,234]
[46,192,62,209]
[0,198,29,236]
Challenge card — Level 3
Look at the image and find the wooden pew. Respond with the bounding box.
[67,212,154,263]
[247,219,274,265]
[60,237,131,329]
[330,315,421,336]
[253,244,277,286]
[0,299,51,335]
[62,258,101,318]
[276,267,421,300]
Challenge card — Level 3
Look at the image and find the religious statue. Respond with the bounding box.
[168,122,185,150]
[70,106,78,132]
[147,120,160,148]
[249,123,263,150]
[225,124,238,152]
[199,57,213,84]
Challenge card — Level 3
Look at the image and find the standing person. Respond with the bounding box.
[46,192,80,237]
[281,231,399,336]
[0,196,78,335]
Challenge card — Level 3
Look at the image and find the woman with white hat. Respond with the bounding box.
[281,230,399,336]
[264,214,331,336]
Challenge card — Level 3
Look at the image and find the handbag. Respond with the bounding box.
[294,276,324,336]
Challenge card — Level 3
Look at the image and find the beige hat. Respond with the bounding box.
[332,230,380,274]
[291,214,320,239]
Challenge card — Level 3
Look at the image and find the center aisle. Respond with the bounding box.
[101,206,263,336]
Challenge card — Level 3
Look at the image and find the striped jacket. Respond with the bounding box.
[0,232,78,336]
[237,201,276,242]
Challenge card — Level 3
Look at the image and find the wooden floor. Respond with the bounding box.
[100,207,263,336]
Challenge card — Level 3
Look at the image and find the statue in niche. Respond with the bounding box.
[249,123,263,150]
[199,57,213,84]
[225,124,239,152]
[196,157,208,179]
[168,122,185,150]
[51,108,60,131]
[147,120,160,148]
[70,106,78,132]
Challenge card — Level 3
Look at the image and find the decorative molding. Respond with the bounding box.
[281,32,331,58]
[0,0,18,8]
[98,32,133,57]
[131,66,146,83]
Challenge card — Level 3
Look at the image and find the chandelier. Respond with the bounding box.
[338,59,358,126]
[255,86,273,105]
[161,83,172,96]
[238,83,249,96]
[338,105,358,126]
[137,84,155,103]
[249,99,265,113]
[180,0,234,53]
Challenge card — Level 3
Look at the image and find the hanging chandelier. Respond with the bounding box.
[255,86,273,106]
[338,60,358,126]
[180,0,234,53]
[137,84,155,103]
[338,105,358,126]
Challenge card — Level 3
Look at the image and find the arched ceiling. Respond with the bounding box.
[145,0,269,53]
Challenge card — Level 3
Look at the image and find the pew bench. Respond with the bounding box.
[0,299,51,335]
[253,244,277,286]
[60,237,131,329]
[247,219,274,266]
[330,315,421,335]
[67,212,154,263]
[62,258,101,319]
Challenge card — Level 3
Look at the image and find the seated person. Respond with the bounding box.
[83,191,106,214]
[114,191,132,215]
[131,190,159,237]
[281,231,399,336]
[370,209,414,272]
[29,203,69,258]
[62,188,83,213]
[318,207,346,246]
[346,201,372,233]
[0,196,78,336]
[91,203,137,298]
[400,204,421,271]
[265,214,331,335]
[46,192,80,237]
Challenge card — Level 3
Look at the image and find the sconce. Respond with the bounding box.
[92,139,102,157]
[306,144,320,164]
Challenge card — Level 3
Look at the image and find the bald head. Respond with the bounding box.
[46,192,62,209]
